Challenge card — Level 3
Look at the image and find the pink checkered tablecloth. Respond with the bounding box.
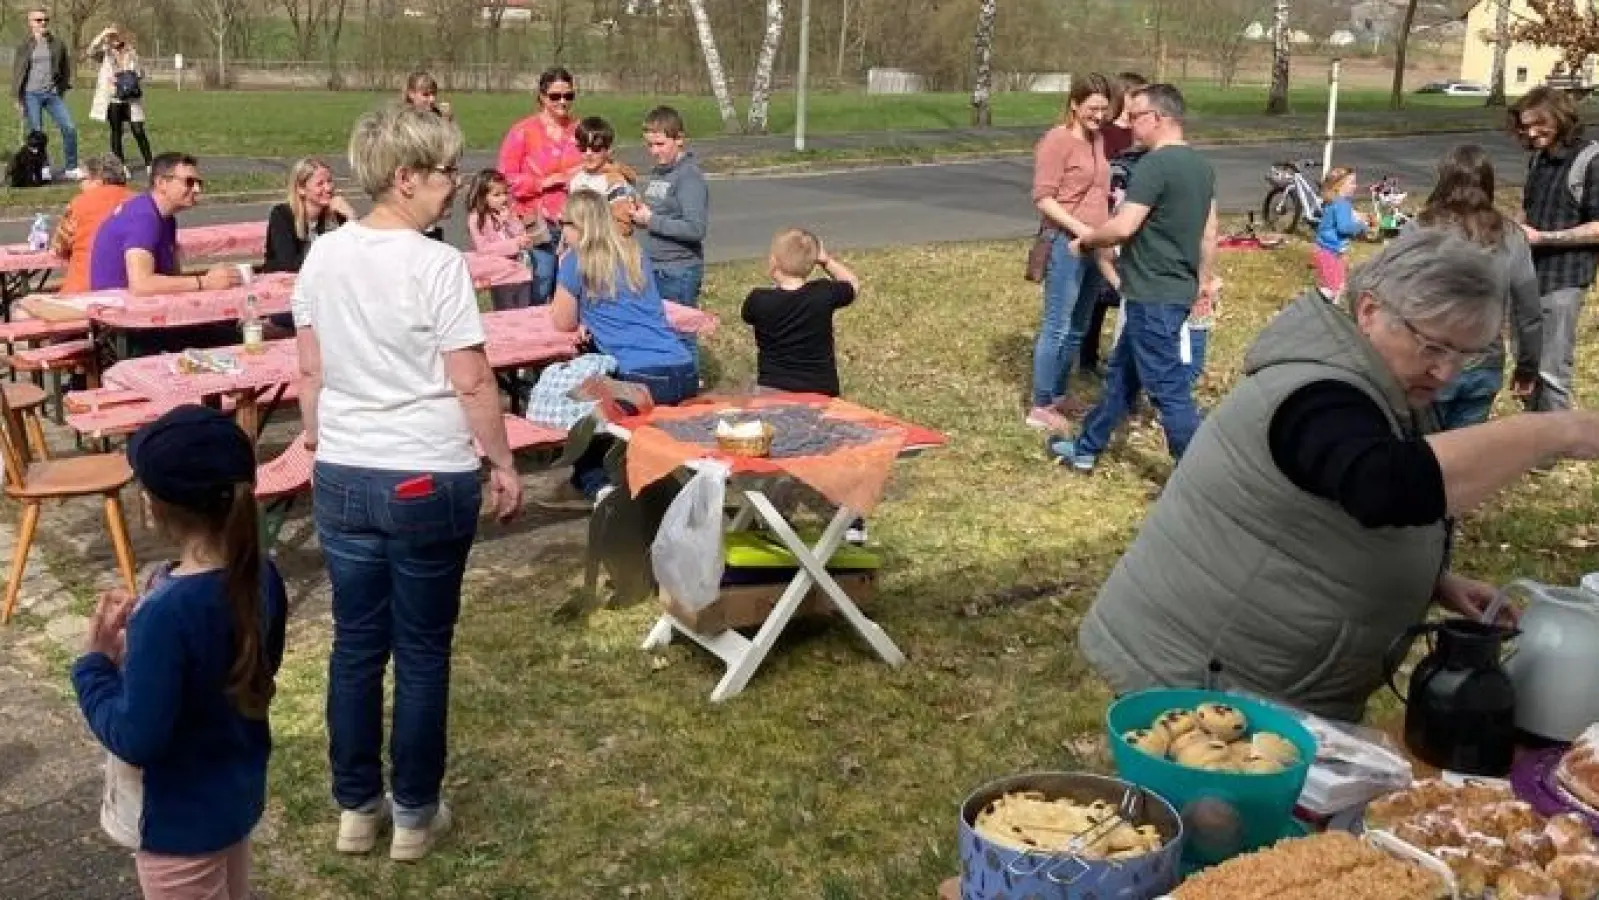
[0,222,269,276]
[90,273,296,330]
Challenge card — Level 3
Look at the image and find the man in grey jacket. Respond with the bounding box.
[11,5,79,179]
[633,105,709,320]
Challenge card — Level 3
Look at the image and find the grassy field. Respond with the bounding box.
[250,215,1599,898]
[13,84,1501,161]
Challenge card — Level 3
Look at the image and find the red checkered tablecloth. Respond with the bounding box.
[0,222,269,277]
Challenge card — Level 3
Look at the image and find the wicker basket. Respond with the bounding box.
[716,423,774,457]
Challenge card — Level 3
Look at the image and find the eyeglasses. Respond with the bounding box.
[544,91,576,103]
[432,164,461,181]
[1384,303,1493,369]
[162,174,204,190]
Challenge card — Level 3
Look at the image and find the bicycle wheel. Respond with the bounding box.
[1262,186,1302,234]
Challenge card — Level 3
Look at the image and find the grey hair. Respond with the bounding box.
[80,154,127,185]
[1342,225,1506,342]
[347,102,464,200]
[1138,83,1186,122]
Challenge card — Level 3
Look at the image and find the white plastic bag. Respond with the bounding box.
[100,752,142,850]
[650,464,729,612]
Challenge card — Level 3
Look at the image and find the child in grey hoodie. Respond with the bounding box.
[633,106,709,321]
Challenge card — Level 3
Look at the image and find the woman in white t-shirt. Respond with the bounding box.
[291,103,522,863]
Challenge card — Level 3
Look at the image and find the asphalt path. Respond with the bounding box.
[0,130,1529,262]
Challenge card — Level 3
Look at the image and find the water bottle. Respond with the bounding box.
[241,290,264,355]
[27,213,50,252]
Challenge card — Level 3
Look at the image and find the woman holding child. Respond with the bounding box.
[1077,227,1599,723]
[1028,72,1117,431]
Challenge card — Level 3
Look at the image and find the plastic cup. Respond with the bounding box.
[234,263,253,286]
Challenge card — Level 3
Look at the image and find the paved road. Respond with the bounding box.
[0,130,1528,261]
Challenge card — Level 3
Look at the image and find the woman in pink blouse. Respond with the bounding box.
[497,66,582,304]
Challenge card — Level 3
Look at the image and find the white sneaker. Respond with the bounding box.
[335,797,391,854]
[390,801,453,862]
[61,167,83,181]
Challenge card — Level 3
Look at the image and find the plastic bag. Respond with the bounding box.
[100,752,142,850]
[650,464,729,612]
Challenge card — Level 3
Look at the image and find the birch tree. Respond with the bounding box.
[1488,0,1510,106]
[971,0,997,126]
[685,0,740,132]
[1265,0,1291,115]
[747,0,785,133]
[1388,0,1420,109]
[193,0,250,86]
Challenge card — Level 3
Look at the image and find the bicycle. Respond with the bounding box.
[1261,158,1325,234]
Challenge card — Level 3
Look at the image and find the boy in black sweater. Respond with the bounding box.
[741,228,867,541]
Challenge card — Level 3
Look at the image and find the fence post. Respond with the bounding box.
[795,0,811,151]
[1323,57,1340,173]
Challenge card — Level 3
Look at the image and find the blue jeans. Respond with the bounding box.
[1031,233,1102,407]
[530,241,558,306]
[653,263,705,356]
[314,462,482,829]
[23,90,77,170]
[1432,365,1502,431]
[1078,301,1202,460]
[571,362,700,497]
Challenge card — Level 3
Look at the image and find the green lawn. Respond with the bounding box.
[253,217,1599,898]
[15,85,1499,162]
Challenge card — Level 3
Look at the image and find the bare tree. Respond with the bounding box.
[551,0,570,64]
[1176,0,1264,88]
[1486,0,1510,106]
[1266,0,1291,115]
[1388,0,1419,109]
[1150,0,1171,82]
[747,0,784,133]
[325,0,349,88]
[279,0,331,59]
[193,0,250,86]
[685,0,740,132]
[971,0,996,126]
[61,0,113,55]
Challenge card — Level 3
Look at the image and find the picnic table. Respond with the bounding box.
[79,302,718,441]
[0,221,267,320]
[610,393,945,702]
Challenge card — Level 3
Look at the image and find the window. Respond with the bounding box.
[1517,67,1529,84]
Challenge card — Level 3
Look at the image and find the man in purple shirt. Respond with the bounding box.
[89,152,241,294]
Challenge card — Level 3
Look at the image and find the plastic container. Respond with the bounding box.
[1106,688,1318,866]
[959,771,1185,900]
[27,213,50,252]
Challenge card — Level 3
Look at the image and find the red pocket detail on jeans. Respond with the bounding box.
[394,475,435,500]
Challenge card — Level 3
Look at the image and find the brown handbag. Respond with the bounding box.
[1025,226,1054,283]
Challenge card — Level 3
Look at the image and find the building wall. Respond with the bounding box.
[1460,0,1575,94]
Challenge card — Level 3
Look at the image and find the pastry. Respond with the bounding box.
[1195,702,1249,741]
[1495,801,1544,837]
[1496,862,1562,900]
[1175,739,1233,770]
[1465,833,1512,869]
[1396,819,1450,851]
[1169,728,1215,759]
[1366,791,1420,831]
[1410,779,1459,810]
[1547,812,1598,856]
[1239,754,1287,775]
[1512,830,1558,868]
[1250,731,1301,767]
[1169,831,1448,900]
[1547,854,1599,900]
[1460,781,1515,807]
[973,790,1162,857]
[1415,812,1464,848]
[1226,740,1256,768]
[1157,708,1199,739]
[1124,728,1171,757]
[1558,726,1599,815]
[1434,846,1491,898]
[1460,804,1506,839]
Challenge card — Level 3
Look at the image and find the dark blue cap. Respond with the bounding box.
[126,405,255,513]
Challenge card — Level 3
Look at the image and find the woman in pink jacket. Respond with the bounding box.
[497,66,581,303]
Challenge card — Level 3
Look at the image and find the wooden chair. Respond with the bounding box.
[3,381,51,463]
[0,384,137,623]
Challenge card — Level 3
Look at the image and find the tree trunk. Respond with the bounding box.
[971,0,997,127]
[835,0,849,81]
[747,0,785,133]
[685,0,740,132]
[1388,0,1419,109]
[1266,0,1291,115]
[215,28,227,87]
[1488,0,1510,106]
[1154,0,1168,82]
[327,0,349,89]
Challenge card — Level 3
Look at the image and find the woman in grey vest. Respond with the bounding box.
[1078,227,1599,722]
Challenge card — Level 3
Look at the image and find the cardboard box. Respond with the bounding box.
[662,572,877,635]
[936,877,959,900]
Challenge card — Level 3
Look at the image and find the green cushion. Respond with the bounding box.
[723,530,880,571]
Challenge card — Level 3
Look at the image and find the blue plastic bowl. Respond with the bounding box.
[1106,688,1317,866]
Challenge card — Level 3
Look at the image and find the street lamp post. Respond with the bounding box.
[796,0,812,151]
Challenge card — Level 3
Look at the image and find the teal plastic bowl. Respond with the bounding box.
[1106,688,1318,866]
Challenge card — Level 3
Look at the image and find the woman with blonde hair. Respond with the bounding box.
[544,190,697,508]
[86,25,151,170]
[293,103,521,861]
[262,157,357,274]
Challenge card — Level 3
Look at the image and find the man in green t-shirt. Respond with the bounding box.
[1049,83,1218,472]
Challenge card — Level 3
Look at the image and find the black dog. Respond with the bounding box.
[7,130,50,189]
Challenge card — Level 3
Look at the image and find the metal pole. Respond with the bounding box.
[1323,57,1341,173]
[796,0,811,151]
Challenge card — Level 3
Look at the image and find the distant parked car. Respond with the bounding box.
[1415,80,1489,96]
[1415,81,1450,94]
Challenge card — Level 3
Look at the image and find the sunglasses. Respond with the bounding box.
[544,91,576,102]
[162,174,204,190]
[578,139,611,152]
